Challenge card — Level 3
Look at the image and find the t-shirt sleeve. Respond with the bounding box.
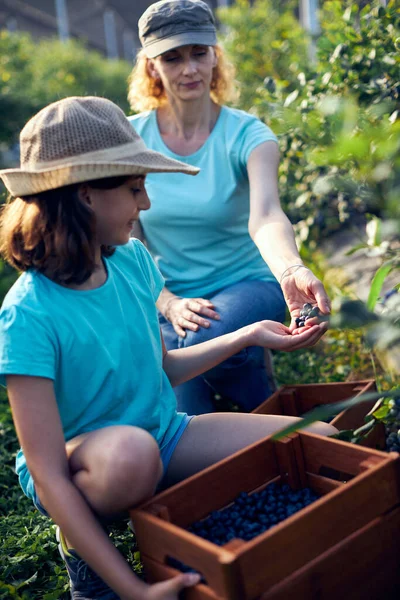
[133,239,165,302]
[238,116,278,166]
[0,305,57,386]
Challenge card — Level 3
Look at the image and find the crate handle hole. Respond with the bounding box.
[165,556,207,584]
[318,466,354,482]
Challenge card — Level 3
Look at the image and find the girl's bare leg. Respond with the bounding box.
[164,413,337,487]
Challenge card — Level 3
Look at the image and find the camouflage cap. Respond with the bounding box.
[139,0,217,59]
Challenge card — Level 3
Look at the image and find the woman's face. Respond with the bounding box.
[149,44,217,102]
[80,176,150,247]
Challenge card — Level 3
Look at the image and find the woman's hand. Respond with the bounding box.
[250,319,327,352]
[280,267,331,331]
[165,297,220,338]
[143,573,201,600]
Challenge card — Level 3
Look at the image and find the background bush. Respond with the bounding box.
[219,0,400,245]
[0,32,131,162]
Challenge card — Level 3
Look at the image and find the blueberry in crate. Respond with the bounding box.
[185,481,320,546]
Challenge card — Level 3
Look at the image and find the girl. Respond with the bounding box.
[0,96,334,600]
[128,0,332,415]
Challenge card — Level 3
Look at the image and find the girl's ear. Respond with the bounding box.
[78,184,92,206]
[147,59,160,80]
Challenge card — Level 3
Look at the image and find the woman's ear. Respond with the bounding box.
[147,59,160,80]
[211,47,217,68]
[78,184,92,206]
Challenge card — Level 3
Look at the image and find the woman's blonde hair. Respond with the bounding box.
[128,45,238,113]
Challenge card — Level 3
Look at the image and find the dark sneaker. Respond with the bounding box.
[56,527,120,599]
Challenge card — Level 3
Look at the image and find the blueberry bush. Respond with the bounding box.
[219,0,400,245]
[0,31,131,160]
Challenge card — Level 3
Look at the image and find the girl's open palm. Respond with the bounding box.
[252,320,327,351]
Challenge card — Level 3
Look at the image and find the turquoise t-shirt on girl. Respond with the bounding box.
[128,106,278,298]
[0,239,184,500]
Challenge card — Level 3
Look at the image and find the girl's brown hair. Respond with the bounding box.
[0,176,131,285]
[128,45,238,113]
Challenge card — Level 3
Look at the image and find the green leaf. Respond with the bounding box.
[329,299,379,329]
[272,389,400,440]
[352,418,376,438]
[367,262,394,310]
[331,429,354,441]
[345,243,368,256]
[373,404,391,420]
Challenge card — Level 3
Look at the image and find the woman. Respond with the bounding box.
[0,96,334,600]
[128,0,331,415]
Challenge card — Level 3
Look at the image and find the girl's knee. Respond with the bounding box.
[104,427,162,487]
[305,422,338,437]
[72,426,163,509]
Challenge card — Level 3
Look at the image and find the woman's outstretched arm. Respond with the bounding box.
[247,142,331,325]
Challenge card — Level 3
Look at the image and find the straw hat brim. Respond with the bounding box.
[0,150,199,197]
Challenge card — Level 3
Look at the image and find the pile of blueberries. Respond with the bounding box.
[167,483,320,577]
[295,303,320,328]
[188,482,320,546]
[385,398,400,453]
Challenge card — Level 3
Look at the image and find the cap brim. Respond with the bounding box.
[0,149,199,197]
[144,30,217,59]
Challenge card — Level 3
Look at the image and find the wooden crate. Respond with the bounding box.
[252,380,386,449]
[130,432,400,600]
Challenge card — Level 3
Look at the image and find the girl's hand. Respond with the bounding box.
[165,297,220,338]
[280,268,331,331]
[250,320,327,351]
[143,573,201,599]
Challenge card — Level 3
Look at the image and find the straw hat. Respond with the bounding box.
[0,96,199,197]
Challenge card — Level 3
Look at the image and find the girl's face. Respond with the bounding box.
[149,44,217,102]
[81,176,150,247]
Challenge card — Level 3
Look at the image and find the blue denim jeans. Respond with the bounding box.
[160,280,286,414]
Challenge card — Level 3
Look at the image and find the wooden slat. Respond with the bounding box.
[358,421,387,450]
[252,388,283,415]
[307,473,344,494]
[295,380,376,412]
[279,389,298,416]
[330,380,378,430]
[299,431,390,475]
[274,436,302,489]
[290,434,308,488]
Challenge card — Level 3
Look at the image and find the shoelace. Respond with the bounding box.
[75,558,91,583]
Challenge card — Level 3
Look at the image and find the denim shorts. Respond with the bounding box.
[32,413,194,517]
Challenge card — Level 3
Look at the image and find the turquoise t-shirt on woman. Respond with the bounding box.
[0,240,183,500]
[128,106,278,298]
